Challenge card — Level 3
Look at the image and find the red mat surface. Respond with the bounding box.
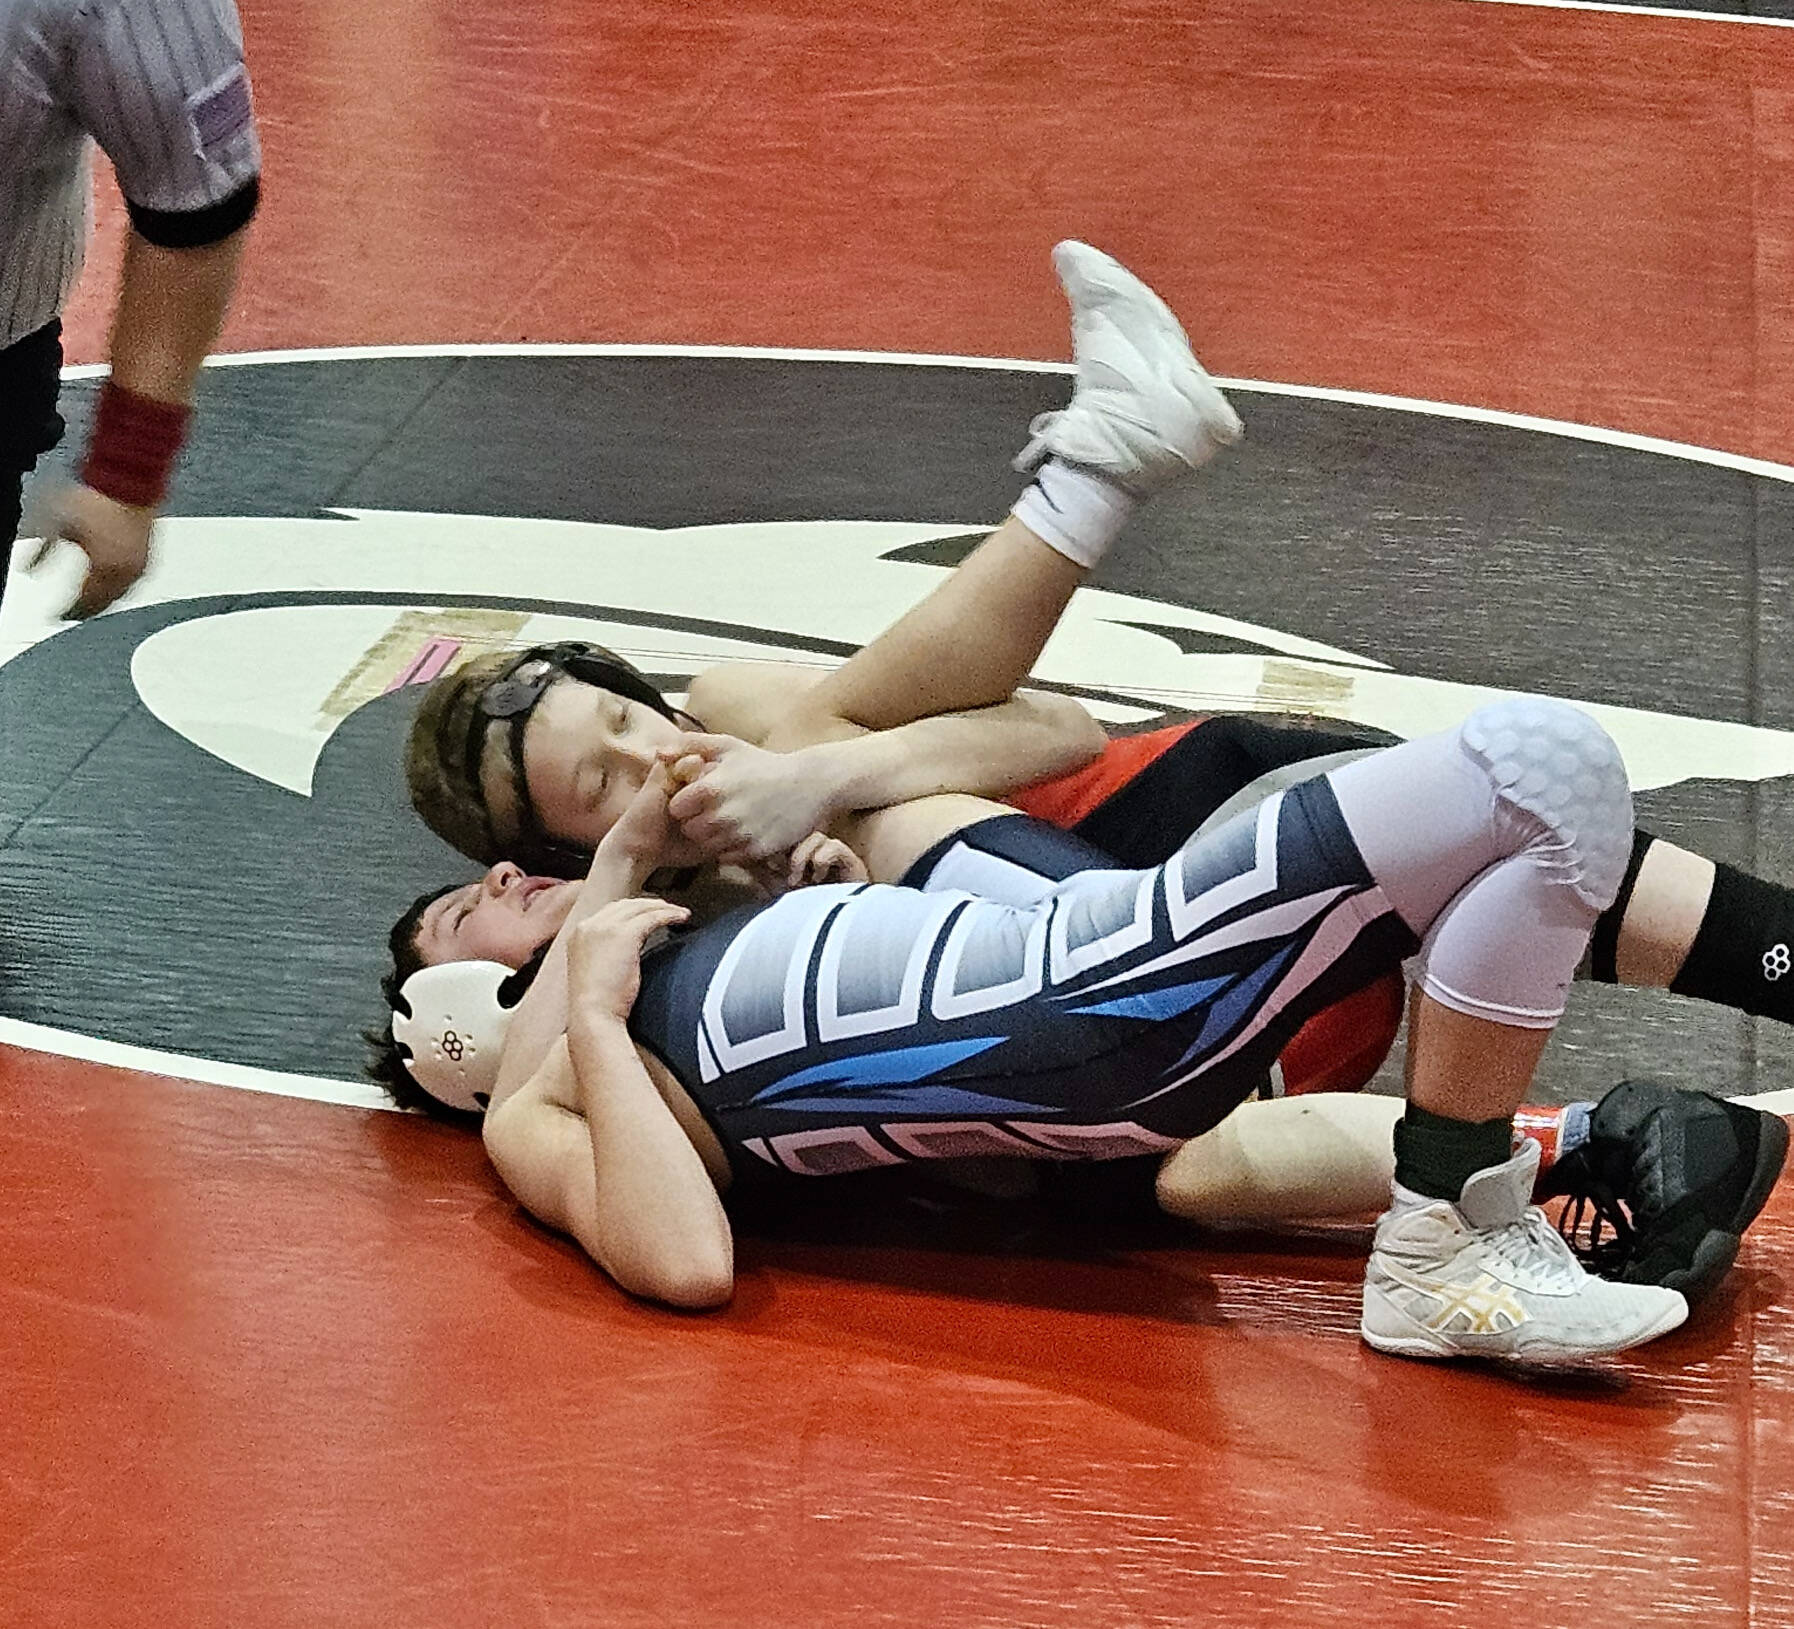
[5,1049,1790,1627]
[17,0,1794,1621]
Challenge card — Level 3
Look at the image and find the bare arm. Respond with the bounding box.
[689,659,1102,768]
[764,695,1104,798]
[483,1035,734,1309]
[676,662,1104,861]
[687,520,1086,739]
[494,768,676,1098]
[44,229,252,616]
[108,228,249,405]
[802,517,1086,731]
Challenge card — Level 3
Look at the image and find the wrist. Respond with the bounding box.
[82,381,190,509]
[569,997,634,1058]
[800,737,876,820]
[586,844,658,896]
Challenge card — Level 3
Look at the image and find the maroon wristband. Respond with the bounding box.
[81,381,191,509]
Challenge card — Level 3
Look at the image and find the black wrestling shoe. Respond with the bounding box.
[1541,1078,1789,1304]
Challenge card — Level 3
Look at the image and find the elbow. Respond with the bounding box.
[1039,697,1106,769]
[1069,709,1108,763]
[655,1265,736,1311]
[614,1235,736,1311]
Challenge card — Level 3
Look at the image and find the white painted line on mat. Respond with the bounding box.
[1463,0,1794,29]
[3,1003,1787,1123]
[0,1017,397,1112]
[1220,378,1794,484]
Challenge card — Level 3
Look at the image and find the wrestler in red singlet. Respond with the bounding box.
[1009,717,1408,1099]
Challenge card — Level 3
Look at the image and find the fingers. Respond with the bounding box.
[785,831,826,890]
[666,732,735,759]
[582,895,690,940]
[666,775,718,822]
[782,833,863,889]
[616,762,671,822]
[657,733,734,778]
[68,564,136,620]
[38,490,154,619]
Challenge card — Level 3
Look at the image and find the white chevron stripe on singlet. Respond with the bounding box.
[1128,887,1396,1107]
[930,899,1053,1022]
[1163,792,1285,941]
[816,890,963,1043]
[1048,870,1160,984]
[700,886,857,1079]
[1068,885,1354,998]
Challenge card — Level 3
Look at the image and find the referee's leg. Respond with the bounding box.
[0,319,68,608]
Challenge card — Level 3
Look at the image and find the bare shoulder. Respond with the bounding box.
[684,661,826,743]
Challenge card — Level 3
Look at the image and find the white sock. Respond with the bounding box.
[1010,458,1136,570]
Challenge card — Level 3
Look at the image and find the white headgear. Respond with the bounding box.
[391,959,517,1113]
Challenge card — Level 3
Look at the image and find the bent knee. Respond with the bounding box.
[1459,697,1632,910]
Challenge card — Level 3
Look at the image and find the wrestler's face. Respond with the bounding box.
[412,862,578,968]
[499,679,699,862]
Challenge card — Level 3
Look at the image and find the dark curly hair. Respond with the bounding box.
[365,883,557,1125]
[363,883,478,1122]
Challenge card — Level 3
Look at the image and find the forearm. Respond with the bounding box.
[570,1014,733,1306]
[805,518,1085,731]
[779,694,1104,818]
[106,228,248,405]
[493,848,658,1096]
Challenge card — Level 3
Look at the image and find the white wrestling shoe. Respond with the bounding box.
[1361,1141,1688,1366]
[1014,240,1244,496]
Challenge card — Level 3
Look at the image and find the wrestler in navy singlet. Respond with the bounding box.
[630,779,1418,1181]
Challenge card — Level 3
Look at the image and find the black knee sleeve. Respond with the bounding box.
[1671,859,1794,1023]
[1588,829,1657,984]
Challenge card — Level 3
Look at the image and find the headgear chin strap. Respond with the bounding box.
[454,641,686,877]
[391,959,518,1113]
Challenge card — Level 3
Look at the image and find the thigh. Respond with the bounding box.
[943,779,1417,1138]
[1072,713,1397,868]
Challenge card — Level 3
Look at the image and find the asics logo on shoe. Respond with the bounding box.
[1380,1261,1529,1335]
[1765,943,1791,982]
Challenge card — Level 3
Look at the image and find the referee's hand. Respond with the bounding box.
[28,482,155,618]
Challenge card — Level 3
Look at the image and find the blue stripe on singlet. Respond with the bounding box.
[1060,973,1233,1023]
[1172,944,1299,1068]
[749,1036,1014,1113]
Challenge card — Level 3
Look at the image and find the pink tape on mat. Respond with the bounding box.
[386,637,462,692]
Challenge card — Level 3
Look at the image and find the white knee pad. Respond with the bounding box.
[1460,697,1633,911]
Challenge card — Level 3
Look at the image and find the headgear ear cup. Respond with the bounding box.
[391,959,518,1113]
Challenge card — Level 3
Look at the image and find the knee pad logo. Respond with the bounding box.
[1766,944,1791,983]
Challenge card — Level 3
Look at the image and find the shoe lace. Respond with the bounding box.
[1484,1207,1583,1283]
[1555,1175,1635,1277]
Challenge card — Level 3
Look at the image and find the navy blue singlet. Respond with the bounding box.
[629,781,1416,1180]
